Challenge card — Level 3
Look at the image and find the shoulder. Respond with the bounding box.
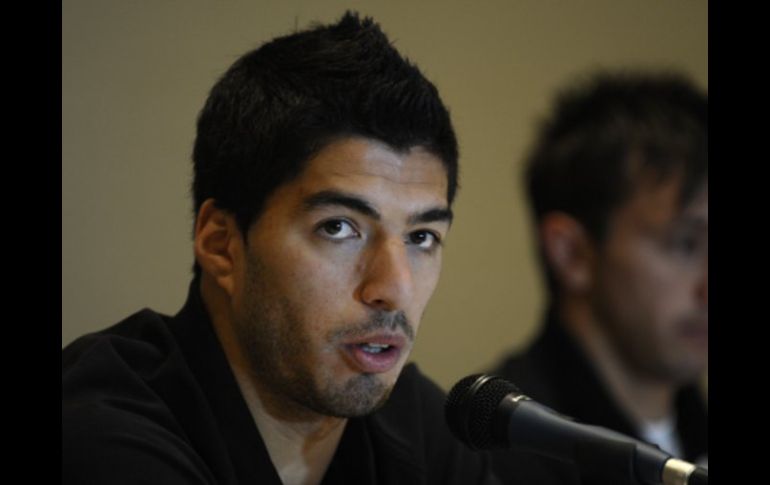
[63,390,215,485]
[63,309,174,366]
[63,309,181,411]
[62,310,215,484]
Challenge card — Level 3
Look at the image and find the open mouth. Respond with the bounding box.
[342,336,406,374]
[358,343,394,354]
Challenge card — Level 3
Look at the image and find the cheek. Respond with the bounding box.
[605,243,676,300]
[274,245,358,317]
[420,261,442,298]
[595,255,655,329]
[631,252,694,316]
[409,257,443,319]
[602,255,686,342]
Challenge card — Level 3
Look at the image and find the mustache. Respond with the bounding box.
[330,311,415,342]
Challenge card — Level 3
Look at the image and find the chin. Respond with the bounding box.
[311,372,395,418]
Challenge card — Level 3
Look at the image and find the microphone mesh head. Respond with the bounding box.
[445,374,520,450]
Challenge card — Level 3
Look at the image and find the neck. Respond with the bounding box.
[199,275,346,485]
[232,367,346,485]
[559,299,676,424]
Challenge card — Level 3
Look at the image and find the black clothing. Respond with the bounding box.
[62,282,499,485]
[487,307,708,484]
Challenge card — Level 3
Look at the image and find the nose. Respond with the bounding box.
[358,238,413,312]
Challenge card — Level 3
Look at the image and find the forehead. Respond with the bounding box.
[293,137,449,203]
[617,174,708,231]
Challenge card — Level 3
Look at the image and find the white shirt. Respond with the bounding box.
[638,415,684,458]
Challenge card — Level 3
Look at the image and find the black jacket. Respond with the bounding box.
[487,307,708,484]
[62,282,500,485]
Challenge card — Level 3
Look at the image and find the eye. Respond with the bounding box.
[408,230,441,250]
[317,219,359,240]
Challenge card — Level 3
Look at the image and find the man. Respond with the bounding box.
[63,13,499,484]
[489,71,708,483]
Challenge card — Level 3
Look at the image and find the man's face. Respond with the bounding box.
[590,176,708,384]
[231,137,450,418]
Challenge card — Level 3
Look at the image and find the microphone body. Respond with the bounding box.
[446,374,707,485]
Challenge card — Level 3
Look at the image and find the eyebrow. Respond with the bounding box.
[408,208,453,225]
[303,190,453,225]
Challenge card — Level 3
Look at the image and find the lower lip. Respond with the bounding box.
[343,344,403,374]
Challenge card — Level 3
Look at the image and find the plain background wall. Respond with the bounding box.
[62,0,707,391]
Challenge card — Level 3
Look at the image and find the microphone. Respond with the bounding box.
[445,374,707,485]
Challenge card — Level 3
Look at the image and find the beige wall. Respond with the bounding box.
[62,0,707,391]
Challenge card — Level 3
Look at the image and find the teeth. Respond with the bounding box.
[360,343,391,354]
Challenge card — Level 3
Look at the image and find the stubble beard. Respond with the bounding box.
[593,294,701,385]
[234,252,401,418]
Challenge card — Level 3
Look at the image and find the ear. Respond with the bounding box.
[539,212,596,293]
[194,199,244,297]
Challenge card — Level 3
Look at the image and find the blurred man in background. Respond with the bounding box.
[490,71,707,483]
